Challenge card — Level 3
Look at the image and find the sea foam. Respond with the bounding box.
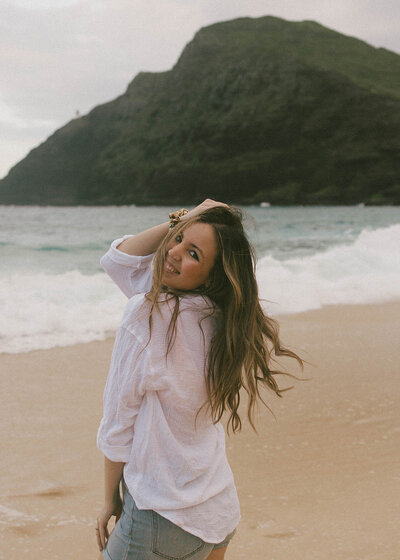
[0,224,399,354]
[258,223,400,315]
[0,270,126,353]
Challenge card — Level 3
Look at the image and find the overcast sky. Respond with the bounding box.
[1,0,400,179]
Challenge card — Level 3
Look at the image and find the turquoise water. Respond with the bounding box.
[1,205,399,353]
[1,204,399,271]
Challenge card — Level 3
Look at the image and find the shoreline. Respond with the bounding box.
[1,299,399,358]
[1,301,399,559]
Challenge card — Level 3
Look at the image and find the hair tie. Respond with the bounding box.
[169,208,188,228]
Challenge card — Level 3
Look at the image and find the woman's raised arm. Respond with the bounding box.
[117,199,228,256]
[117,221,170,256]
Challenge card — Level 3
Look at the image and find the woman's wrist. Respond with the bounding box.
[105,483,121,503]
[103,457,124,503]
[104,494,121,508]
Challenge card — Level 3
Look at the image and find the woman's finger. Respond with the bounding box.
[95,526,102,551]
[187,199,229,220]
[200,198,228,209]
[99,524,107,551]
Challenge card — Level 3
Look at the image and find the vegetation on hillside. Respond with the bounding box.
[1,16,399,205]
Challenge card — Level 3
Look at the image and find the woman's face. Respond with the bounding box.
[162,223,218,291]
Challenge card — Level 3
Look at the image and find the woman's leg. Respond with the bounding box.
[206,546,228,559]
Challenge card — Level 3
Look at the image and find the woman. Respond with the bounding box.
[96,199,302,559]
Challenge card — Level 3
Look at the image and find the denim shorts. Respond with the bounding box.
[102,480,236,560]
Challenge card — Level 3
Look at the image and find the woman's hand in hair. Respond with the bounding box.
[186,199,229,219]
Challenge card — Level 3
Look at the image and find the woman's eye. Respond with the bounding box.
[175,234,182,243]
[189,250,199,261]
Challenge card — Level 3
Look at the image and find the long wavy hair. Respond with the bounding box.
[147,206,303,433]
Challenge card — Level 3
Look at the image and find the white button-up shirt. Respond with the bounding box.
[97,237,240,543]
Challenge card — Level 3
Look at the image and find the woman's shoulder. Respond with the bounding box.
[178,293,214,313]
[120,292,216,341]
[120,293,149,328]
[157,293,216,323]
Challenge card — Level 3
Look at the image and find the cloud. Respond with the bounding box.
[9,0,81,7]
[0,0,204,176]
[1,0,400,178]
[0,1,201,121]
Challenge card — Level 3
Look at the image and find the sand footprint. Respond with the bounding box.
[255,519,298,539]
[9,479,71,498]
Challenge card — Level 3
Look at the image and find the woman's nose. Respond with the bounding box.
[168,245,182,260]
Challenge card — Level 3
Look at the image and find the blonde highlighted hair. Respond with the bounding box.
[147,206,303,433]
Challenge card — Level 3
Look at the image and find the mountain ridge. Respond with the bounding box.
[1,15,399,205]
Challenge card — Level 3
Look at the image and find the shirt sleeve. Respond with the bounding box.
[100,235,155,297]
[97,327,149,462]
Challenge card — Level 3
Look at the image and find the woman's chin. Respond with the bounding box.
[161,276,174,289]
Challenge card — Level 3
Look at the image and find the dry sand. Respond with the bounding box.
[1,302,399,560]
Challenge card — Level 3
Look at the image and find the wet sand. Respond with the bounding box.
[0,302,399,560]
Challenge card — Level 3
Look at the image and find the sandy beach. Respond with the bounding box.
[1,302,399,560]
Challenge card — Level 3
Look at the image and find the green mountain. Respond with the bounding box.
[1,16,400,205]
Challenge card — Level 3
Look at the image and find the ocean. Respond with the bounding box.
[1,204,399,354]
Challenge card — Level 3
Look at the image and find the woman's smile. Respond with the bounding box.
[165,259,180,274]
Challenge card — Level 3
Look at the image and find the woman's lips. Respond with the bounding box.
[165,260,180,274]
